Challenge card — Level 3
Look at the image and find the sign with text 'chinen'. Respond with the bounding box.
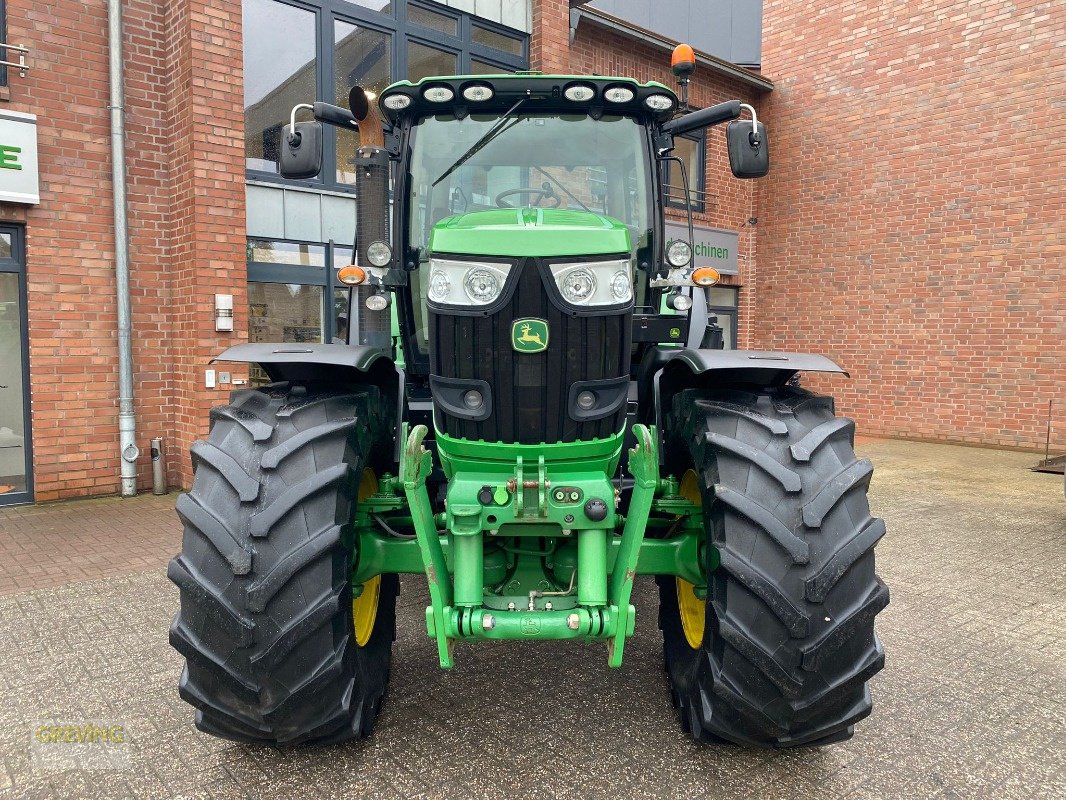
[664,220,739,275]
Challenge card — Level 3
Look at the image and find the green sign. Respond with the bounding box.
[511,318,549,353]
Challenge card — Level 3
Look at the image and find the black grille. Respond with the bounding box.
[430,258,631,444]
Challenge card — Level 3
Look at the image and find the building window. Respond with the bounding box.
[664,131,707,213]
[247,238,353,347]
[707,286,739,349]
[243,0,528,191]
[0,0,7,87]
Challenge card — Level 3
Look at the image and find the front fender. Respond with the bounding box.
[643,347,850,452]
[212,342,390,384]
[667,349,849,382]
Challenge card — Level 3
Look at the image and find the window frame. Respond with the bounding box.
[244,0,529,192]
[663,129,707,213]
[247,237,354,345]
[707,285,739,350]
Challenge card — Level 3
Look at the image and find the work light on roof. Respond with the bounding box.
[564,84,596,102]
[423,86,455,103]
[644,94,675,112]
[462,84,494,102]
[382,94,412,110]
[603,86,635,103]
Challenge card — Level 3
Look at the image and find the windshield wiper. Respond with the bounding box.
[432,98,526,187]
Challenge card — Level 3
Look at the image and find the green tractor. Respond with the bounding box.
[168,57,888,748]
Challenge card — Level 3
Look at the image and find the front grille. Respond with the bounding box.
[429,258,631,444]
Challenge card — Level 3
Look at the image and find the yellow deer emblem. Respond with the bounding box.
[511,319,550,353]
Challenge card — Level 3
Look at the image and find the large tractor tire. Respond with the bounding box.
[168,382,397,745]
[659,385,888,747]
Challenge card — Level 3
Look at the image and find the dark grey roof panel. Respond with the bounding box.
[587,0,762,67]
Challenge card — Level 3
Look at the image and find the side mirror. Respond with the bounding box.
[726,119,769,178]
[279,121,323,179]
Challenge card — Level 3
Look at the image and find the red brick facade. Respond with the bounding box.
[1,0,246,500]
[759,0,1065,450]
[1,0,1059,503]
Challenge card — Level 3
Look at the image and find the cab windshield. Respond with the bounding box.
[406,113,652,257]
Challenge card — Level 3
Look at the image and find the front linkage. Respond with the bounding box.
[353,422,701,669]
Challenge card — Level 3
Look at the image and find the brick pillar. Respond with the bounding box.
[531,0,571,73]
[165,1,248,489]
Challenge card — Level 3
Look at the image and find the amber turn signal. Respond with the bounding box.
[691,267,720,287]
[338,265,367,286]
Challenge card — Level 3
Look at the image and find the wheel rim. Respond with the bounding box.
[677,469,705,650]
[352,468,381,648]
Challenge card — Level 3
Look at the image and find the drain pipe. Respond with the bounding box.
[107,0,138,497]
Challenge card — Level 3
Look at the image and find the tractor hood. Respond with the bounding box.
[429,209,631,258]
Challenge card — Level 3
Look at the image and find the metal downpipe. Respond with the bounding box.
[108,0,138,496]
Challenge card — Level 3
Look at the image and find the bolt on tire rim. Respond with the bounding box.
[676,469,705,650]
[352,468,381,647]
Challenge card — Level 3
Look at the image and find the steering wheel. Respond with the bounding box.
[495,187,561,208]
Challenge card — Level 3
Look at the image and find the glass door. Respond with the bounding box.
[0,225,31,505]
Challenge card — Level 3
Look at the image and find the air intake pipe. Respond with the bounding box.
[348,86,392,350]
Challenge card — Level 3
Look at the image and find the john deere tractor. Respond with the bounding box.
[169,52,888,748]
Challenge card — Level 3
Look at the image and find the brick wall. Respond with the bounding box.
[164,1,248,490]
[759,0,1065,450]
[2,0,175,501]
[1,0,246,500]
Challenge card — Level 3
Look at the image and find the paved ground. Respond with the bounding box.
[0,439,1063,799]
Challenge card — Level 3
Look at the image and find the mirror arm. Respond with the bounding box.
[661,99,741,137]
[288,103,315,144]
[739,103,760,145]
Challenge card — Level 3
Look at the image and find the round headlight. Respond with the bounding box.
[462,84,494,102]
[644,94,675,112]
[382,94,412,111]
[366,241,392,267]
[423,86,455,103]
[667,240,693,268]
[429,270,451,302]
[464,268,502,303]
[576,391,597,411]
[564,84,596,102]
[463,390,484,410]
[561,269,597,304]
[603,86,635,103]
[365,293,390,311]
[610,270,632,302]
[668,292,693,311]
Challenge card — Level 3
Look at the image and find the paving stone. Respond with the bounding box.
[0,440,1063,798]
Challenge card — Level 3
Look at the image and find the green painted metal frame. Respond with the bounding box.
[370,422,704,668]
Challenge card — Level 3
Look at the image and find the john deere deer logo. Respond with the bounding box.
[511,318,549,353]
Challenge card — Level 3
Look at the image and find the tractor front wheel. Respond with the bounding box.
[168,382,397,745]
[659,386,888,747]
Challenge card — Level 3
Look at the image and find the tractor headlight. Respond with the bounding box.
[667,240,692,268]
[549,258,633,307]
[366,240,392,267]
[427,258,513,307]
[464,268,503,304]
